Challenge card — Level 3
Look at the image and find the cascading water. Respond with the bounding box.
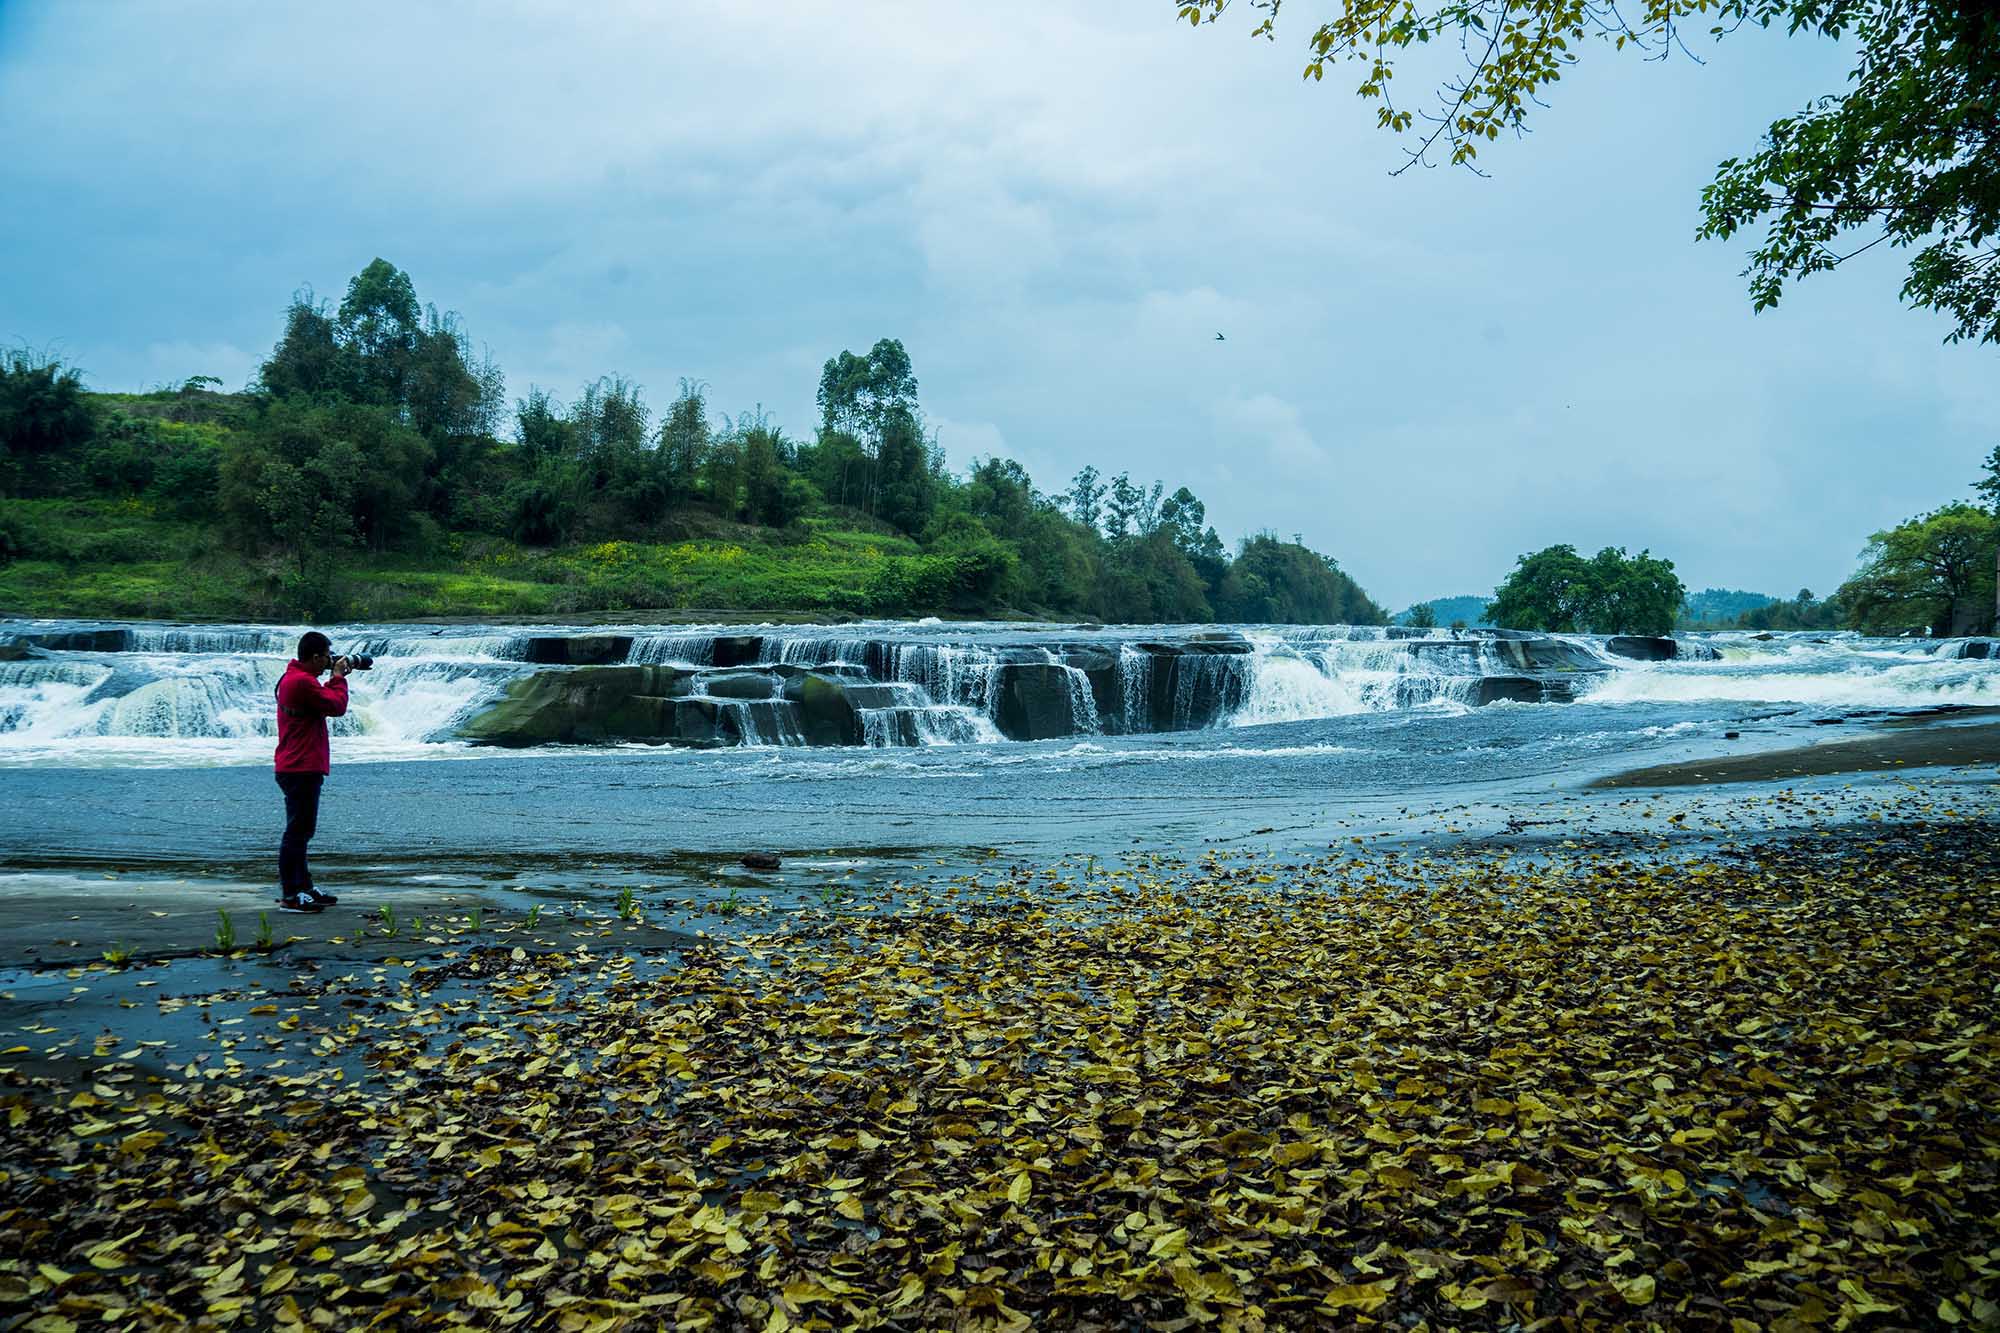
[4,620,1994,765]
[628,634,717,666]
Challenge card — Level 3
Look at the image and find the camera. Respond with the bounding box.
[335,653,374,671]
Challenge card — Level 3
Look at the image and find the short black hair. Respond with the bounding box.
[298,631,332,659]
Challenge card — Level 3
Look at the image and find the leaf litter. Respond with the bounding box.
[2,813,1997,1331]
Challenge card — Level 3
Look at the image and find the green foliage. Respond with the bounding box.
[1396,594,1489,628]
[1732,588,1846,632]
[1215,534,1387,625]
[213,909,236,953]
[1186,0,2000,343]
[254,911,274,952]
[1,349,94,491]
[9,267,1395,624]
[1488,544,1686,635]
[1678,587,1779,628]
[1837,503,1997,635]
[1404,601,1437,629]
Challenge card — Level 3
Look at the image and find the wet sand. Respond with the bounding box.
[1592,719,2000,787]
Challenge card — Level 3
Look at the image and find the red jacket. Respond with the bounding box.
[274,661,349,773]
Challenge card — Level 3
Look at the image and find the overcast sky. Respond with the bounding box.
[2,2,1992,610]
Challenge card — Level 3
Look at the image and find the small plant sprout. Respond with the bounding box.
[525,905,543,929]
[254,912,274,952]
[617,884,637,919]
[213,909,236,952]
[468,906,483,932]
[378,904,398,938]
[817,882,842,909]
[717,886,743,918]
[101,942,132,967]
[409,915,422,933]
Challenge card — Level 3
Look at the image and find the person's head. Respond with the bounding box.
[297,631,332,675]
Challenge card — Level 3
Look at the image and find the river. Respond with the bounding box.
[2,619,1995,899]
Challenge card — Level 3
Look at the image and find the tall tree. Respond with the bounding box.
[336,258,422,405]
[1488,544,1685,634]
[657,379,711,499]
[1182,0,2000,343]
[1839,503,1998,635]
[1066,465,1106,532]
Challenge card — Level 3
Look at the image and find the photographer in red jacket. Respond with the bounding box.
[273,631,354,913]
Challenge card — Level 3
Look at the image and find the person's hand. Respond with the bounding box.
[331,657,350,679]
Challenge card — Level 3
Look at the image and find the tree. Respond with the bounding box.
[1182,0,2000,343]
[516,386,573,460]
[657,380,711,500]
[336,258,421,404]
[816,339,918,441]
[1588,547,1685,636]
[255,295,346,401]
[1214,534,1387,624]
[1406,601,1438,629]
[1487,544,1685,634]
[874,406,938,536]
[1486,545,1598,632]
[1105,472,1143,544]
[0,350,94,487]
[1066,465,1106,532]
[1838,503,1998,634]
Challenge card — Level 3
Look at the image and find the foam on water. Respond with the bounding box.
[4,620,1995,766]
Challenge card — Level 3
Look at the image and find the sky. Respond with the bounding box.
[1,1,1992,611]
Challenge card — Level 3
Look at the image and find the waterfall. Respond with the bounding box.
[1060,665,1101,735]
[628,634,716,665]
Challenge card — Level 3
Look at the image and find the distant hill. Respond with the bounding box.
[1679,588,1778,627]
[1395,595,1492,628]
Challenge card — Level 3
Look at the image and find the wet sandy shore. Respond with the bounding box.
[1592,719,2000,787]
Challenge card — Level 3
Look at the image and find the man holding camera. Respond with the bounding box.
[273,630,355,913]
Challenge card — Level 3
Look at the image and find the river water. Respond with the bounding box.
[1,619,1994,888]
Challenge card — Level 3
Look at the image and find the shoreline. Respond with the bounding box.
[4,812,1993,1328]
[1592,718,2000,787]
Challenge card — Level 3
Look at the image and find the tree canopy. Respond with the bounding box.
[1837,502,1997,635]
[1182,0,2000,344]
[1487,544,1686,634]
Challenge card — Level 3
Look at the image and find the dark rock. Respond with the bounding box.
[1185,632,1254,653]
[521,634,635,666]
[711,635,764,668]
[457,665,691,746]
[794,673,864,747]
[1385,627,1435,640]
[1470,676,1544,705]
[1466,628,1539,640]
[1944,639,1995,660]
[0,638,33,662]
[1677,639,1723,661]
[992,662,1081,741]
[740,853,781,871]
[1483,637,1607,673]
[1750,632,1778,641]
[673,697,730,747]
[696,669,783,700]
[23,628,132,653]
[1605,635,1677,662]
[1724,731,1740,739]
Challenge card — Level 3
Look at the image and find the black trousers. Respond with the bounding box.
[276,772,324,896]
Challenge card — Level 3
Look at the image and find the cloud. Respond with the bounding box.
[1,2,1989,610]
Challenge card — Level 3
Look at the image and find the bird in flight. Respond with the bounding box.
[1214,332,1226,341]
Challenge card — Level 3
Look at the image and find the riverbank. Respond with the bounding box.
[1592,715,2000,787]
[2,808,1993,1329]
